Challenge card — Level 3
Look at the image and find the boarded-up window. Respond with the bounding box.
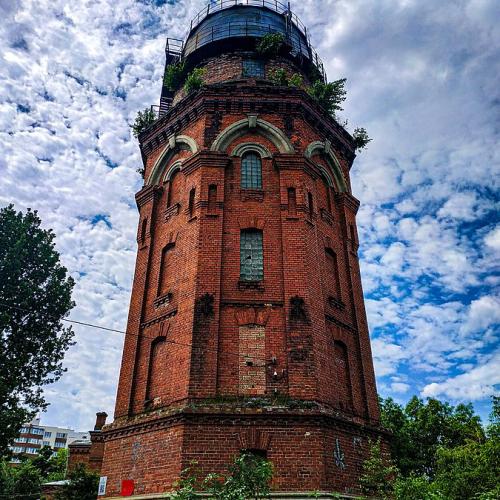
[158,244,175,296]
[167,169,182,207]
[239,325,266,395]
[318,176,332,212]
[241,152,262,189]
[240,230,263,281]
[334,341,353,410]
[147,338,168,403]
[325,248,341,299]
[208,184,217,212]
[308,192,314,220]
[188,187,195,217]
[287,187,296,215]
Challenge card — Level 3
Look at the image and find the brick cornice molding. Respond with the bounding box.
[139,86,355,164]
[335,192,360,214]
[181,150,231,176]
[135,185,163,209]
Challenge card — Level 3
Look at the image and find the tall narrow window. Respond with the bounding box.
[158,243,175,296]
[325,248,341,299]
[208,184,217,212]
[240,230,263,281]
[308,191,314,220]
[287,187,296,215]
[241,152,262,190]
[188,187,196,218]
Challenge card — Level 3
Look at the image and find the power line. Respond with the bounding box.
[0,301,273,367]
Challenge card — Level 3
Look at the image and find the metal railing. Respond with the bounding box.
[189,0,311,44]
[183,20,326,80]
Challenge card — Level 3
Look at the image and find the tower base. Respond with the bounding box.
[100,403,387,498]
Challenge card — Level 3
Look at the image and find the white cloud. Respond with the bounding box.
[422,350,500,401]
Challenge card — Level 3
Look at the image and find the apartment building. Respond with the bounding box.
[9,418,88,463]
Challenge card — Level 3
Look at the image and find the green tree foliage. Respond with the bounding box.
[0,205,75,457]
[307,78,347,117]
[433,438,500,499]
[268,69,303,88]
[380,396,484,477]
[54,464,99,500]
[184,68,206,94]
[0,458,43,499]
[131,108,157,138]
[164,61,186,91]
[205,452,273,499]
[359,439,397,499]
[352,127,372,151]
[256,33,285,57]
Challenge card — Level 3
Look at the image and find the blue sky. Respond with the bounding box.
[0,0,498,431]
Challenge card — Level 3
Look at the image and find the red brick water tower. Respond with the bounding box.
[100,1,387,497]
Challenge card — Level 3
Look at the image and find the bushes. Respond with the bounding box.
[164,61,186,92]
[184,68,205,94]
[307,78,347,117]
[257,33,285,57]
[131,108,156,138]
[170,453,273,499]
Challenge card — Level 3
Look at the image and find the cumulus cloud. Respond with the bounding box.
[0,0,498,430]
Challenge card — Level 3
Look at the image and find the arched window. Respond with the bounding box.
[240,230,263,281]
[333,341,353,410]
[146,337,168,403]
[241,152,262,190]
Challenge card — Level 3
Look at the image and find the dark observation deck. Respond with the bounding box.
[157,1,327,117]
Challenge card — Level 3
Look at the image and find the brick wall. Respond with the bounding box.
[102,48,386,496]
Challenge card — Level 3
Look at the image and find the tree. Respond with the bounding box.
[54,464,99,500]
[0,458,42,499]
[131,108,157,138]
[379,396,484,477]
[359,439,397,499]
[0,205,75,458]
[352,127,372,151]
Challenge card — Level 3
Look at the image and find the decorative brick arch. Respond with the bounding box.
[231,142,272,159]
[305,140,348,192]
[234,307,271,327]
[146,135,198,186]
[211,115,295,154]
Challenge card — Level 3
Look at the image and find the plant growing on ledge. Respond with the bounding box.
[164,61,186,91]
[307,78,347,117]
[131,108,157,138]
[352,127,372,151]
[256,32,286,57]
[184,68,206,94]
[268,69,303,88]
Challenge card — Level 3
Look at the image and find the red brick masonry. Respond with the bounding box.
[100,52,388,498]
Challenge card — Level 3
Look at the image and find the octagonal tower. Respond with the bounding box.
[101,1,387,497]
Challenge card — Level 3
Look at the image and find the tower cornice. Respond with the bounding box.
[139,84,356,165]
